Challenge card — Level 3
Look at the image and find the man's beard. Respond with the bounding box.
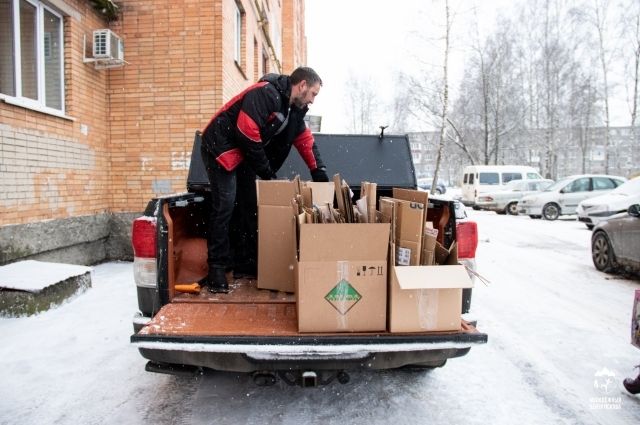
[292,89,309,108]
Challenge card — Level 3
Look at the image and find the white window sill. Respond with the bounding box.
[0,94,75,121]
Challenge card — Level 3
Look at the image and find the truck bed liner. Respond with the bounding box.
[138,277,482,340]
[173,278,294,304]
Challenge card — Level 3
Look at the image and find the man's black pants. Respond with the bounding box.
[201,147,257,275]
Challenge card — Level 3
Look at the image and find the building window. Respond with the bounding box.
[234,2,244,65]
[0,0,64,113]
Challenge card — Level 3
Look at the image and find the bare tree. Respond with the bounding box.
[389,73,412,133]
[431,0,453,192]
[344,72,379,134]
[594,0,613,174]
[571,0,615,174]
[619,0,640,138]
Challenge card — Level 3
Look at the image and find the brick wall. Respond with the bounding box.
[0,0,307,227]
[0,0,111,227]
[282,0,307,74]
[108,0,295,212]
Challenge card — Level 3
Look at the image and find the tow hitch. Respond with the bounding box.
[251,370,350,387]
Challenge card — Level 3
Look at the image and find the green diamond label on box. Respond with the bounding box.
[325,279,362,315]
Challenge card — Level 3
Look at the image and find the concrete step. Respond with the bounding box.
[0,260,92,317]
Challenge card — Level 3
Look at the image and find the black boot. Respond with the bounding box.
[623,370,640,395]
[204,267,229,293]
[233,260,257,279]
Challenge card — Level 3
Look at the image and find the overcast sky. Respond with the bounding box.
[305,0,511,133]
[304,0,629,134]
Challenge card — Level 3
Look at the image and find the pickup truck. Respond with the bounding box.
[130,132,487,387]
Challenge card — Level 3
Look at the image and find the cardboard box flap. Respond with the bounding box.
[304,182,335,205]
[257,180,298,206]
[393,265,473,289]
[392,188,429,206]
[299,223,390,262]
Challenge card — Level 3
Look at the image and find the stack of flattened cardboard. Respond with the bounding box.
[256,179,334,293]
[385,188,473,332]
[295,175,390,333]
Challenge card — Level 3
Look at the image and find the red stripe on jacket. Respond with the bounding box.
[293,128,317,170]
[237,110,262,143]
[216,148,244,171]
[201,81,269,132]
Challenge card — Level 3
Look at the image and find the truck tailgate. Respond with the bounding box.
[131,301,486,360]
[130,279,487,371]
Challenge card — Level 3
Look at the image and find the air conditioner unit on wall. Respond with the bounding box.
[93,29,124,61]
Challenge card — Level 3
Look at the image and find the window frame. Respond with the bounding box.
[234,2,242,65]
[1,0,66,117]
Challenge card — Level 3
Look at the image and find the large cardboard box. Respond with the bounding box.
[388,243,473,332]
[257,180,334,292]
[257,180,299,292]
[388,198,425,266]
[296,223,390,332]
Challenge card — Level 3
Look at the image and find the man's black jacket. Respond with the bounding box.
[201,73,324,179]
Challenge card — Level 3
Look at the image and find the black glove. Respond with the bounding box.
[260,172,277,181]
[311,167,329,182]
[257,169,277,180]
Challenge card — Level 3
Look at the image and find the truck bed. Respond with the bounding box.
[136,277,480,339]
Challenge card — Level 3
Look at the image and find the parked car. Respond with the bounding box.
[518,174,626,220]
[460,165,543,207]
[591,204,640,274]
[475,178,554,215]
[417,177,447,195]
[577,177,640,229]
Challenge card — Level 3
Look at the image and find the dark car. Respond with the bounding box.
[417,178,447,195]
[591,204,640,274]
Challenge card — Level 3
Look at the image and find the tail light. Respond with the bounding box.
[132,217,157,289]
[456,221,478,259]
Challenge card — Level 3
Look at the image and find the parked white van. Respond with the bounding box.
[461,165,543,207]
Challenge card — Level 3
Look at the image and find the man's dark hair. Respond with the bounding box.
[290,67,323,87]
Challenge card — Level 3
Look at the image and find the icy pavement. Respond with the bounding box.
[1,211,639,424]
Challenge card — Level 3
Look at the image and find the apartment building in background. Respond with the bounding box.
[409,127,640,186]
[0,0,308,265]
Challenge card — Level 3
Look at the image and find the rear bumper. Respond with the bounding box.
[131,330,487,372]
[519,205,541,215]
[475,201,500,211]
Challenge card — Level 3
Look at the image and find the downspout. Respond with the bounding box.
[254,0,282,74]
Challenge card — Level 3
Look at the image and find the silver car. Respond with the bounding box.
[577,177,640,229]
[591,204,640,274]
[475,179,554,215]
[519,174,626,220]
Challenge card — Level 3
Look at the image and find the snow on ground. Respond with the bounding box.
[0,262,198,425]
[0,210,639,424]
[0,261,91,292]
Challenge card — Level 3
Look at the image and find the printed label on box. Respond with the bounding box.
[355,265,385,276]
[324,279,362,315]
[396,247,411,266]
